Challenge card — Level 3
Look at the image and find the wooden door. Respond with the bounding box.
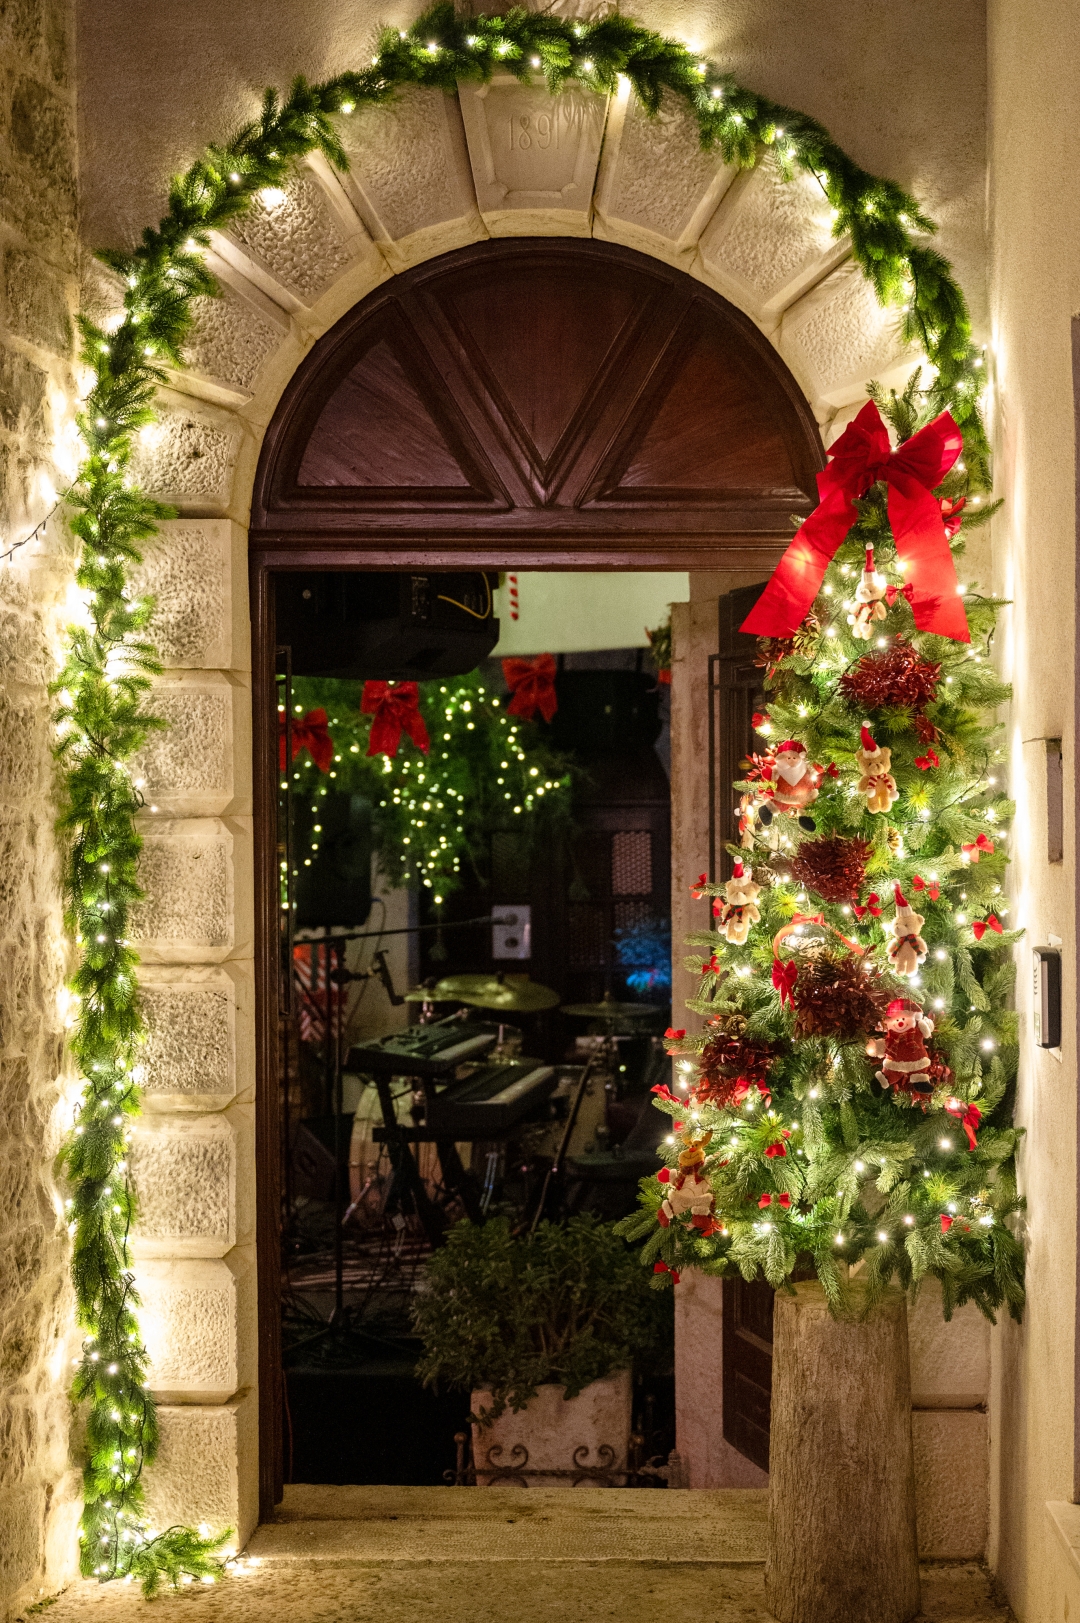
[250,241,824,1512]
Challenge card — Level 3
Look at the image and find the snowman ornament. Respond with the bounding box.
[887,884,928,977]
[848,546,888,641]
[715,860,762,945]
[867,996,935,1096]
[758,740,819,832]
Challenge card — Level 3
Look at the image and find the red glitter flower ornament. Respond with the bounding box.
[838,636,942,713]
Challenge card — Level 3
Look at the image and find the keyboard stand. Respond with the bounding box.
[371,1077,483,1244]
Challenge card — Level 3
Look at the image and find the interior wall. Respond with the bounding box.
[0,0,82,1613]
[987,2,1080,1617]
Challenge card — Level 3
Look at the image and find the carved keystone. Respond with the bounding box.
[458,75,607,236]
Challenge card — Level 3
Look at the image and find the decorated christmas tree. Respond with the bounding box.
[618,381,1024,1322]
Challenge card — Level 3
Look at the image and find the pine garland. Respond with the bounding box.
[50,5,991,1589]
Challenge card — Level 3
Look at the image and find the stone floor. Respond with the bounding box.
[27,1487,1016,1623]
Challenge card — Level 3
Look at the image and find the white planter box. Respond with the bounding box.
[470,1368,632,1487]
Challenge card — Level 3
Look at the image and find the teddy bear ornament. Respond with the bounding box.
[715,860,762,945]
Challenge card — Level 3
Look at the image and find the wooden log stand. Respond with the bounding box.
[765,1281,921,1623]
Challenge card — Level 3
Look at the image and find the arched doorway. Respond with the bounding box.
[249,236,824,1511]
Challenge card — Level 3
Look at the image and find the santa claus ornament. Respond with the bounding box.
[758,740,819,831]
[867,997,935,1095]
[657,1132,716,1231]
[848,546,888,641]
[855,724,899,814]
[887,884,928,977]
[715,861,762,945]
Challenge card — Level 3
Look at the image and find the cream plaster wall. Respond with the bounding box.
[0,0,83,1616]
[987,2,1080,1618]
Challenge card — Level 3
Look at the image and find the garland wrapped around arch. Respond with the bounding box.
[48,3,993,1590]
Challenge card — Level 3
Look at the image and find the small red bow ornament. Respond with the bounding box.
[279,707,334,773]
[914,748,940,771]
[962,833,995,863]
[361,681,430,759]
[502,653,558,723]
[853,892,883,920]
[972,915,1003,941]
[911,875,940,901]
[759,1191,791,1209]
[772,957,798,1006]
[945,1097,983,1151]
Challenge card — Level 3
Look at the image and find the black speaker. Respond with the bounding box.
[543,670,662,757]
[293,791,373,930]
[276,572,499,679]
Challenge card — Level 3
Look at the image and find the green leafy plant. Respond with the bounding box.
[289,671,575,898]
[48,2,989,1587]
[413,1217,671,1421]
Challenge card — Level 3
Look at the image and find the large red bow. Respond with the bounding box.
[502,653,558,723]
[360,681,430,759]
[741,400,970,643]
[279,707,334,773]
[945,1097,983,1151]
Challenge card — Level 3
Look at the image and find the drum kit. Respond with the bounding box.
[404,972,661,1031]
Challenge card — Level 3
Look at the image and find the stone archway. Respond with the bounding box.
[113,75,922,1543]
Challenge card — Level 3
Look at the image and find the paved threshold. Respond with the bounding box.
[31,1487,1015,1623]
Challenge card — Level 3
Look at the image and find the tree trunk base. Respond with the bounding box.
[765,1281,921,1623]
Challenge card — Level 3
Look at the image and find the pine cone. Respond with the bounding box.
[790,953,890,1040]
[790,835,871,904]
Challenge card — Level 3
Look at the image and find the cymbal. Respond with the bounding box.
[561,996,661,1023]
[425,973,561,1013]
[403,984,461,1003]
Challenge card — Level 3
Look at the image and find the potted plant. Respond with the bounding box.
[413,1215,671,1485]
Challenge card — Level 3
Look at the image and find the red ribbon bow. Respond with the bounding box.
[940,1213,954,1234]
[940,495,966,538]
[360,681,430,759]
[664,1027,686,1041]
[690,873,710,899]
[502,654,558,723]
[853,892,882,920]
[740,400,970,643]
[279,707,334,773]
[886,581,915,607]
[914,748,941,771]
[765,1130,791,1159]
[772,957,798,1006]
[945,1097,983,1150]
[972,915,1003,941]
[911,875,940,901]
[962,833,995,862]
[759,1191,791,1209]
[653,1261,681,1283]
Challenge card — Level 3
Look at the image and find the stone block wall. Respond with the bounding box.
[0,0,82,1615]
[125,520,259,1548]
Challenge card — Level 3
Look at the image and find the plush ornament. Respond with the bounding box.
[867,996,935,1094]
[789,951,890,1041]
[790,834,871,904]
[848,546,888,640]
[757,740,819,832]
[887,884,928,977]
[657,1132,715,1229]
[714,860,762,944]
[855,725,899,814]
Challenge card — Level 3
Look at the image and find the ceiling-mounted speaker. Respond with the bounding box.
[276,571,499,679]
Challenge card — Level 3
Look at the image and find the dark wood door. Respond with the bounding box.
[715,584,775,1469]
[251,244,824,1513]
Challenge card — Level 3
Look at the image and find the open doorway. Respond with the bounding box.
[249,237,824,1512]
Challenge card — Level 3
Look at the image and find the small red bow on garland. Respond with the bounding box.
[940,495,966,539]
[279,707,334,773]
[940,1213,954,1234]
[651,1083,677,1102]
[853,892,883,920]
[772,957,798,1006]
[972,915,1004,941]
[945,1097,983,1150]
[360,681,430,759]
[962,833,995,862]
[701,954,722,976]
[691,873,709,899]
[752,711,770,730]
[740,399,970,643]
[664,1027,686,1041]
[886,581,914,607]
[765,1130,791,1159]
[759,1191,792,1209]
[653,1260,681,1283]
[502,653,558,723]
[914,748,941,771]
[911,875,940,901]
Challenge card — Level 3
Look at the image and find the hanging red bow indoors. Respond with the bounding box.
[279,706,335,772]
[502,653,559,723]
[360,680,431,758]
[740,398,971,644]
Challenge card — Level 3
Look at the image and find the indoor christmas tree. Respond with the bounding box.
[619,380,1024,1323]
